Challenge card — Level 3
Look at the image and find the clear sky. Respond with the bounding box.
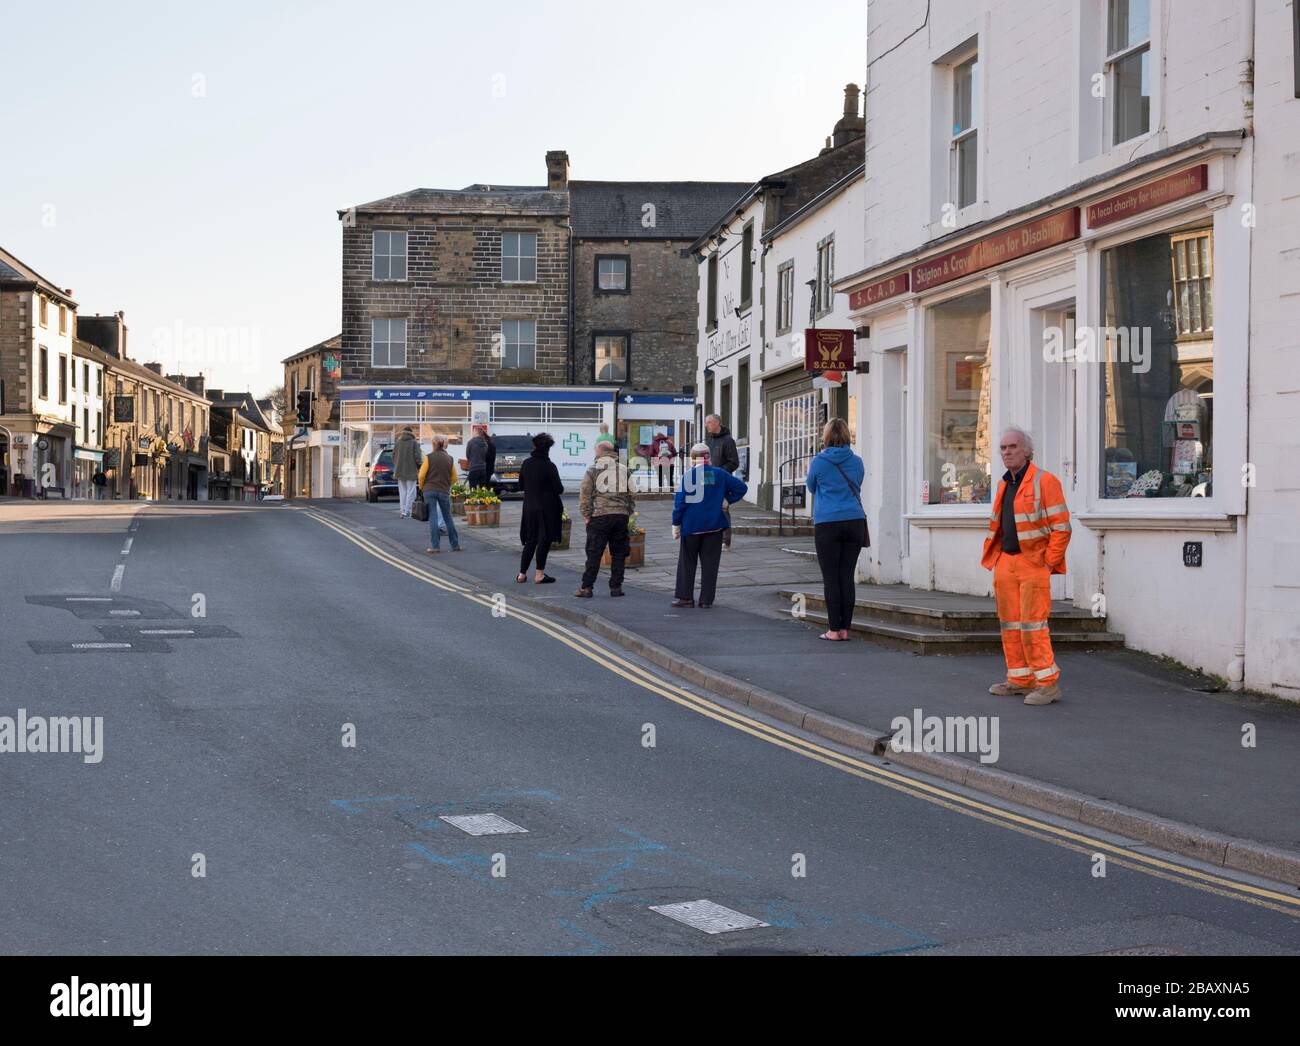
[2,0,866,397]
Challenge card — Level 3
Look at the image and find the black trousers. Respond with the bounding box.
[814,519,864,631]
[657,462,675,489]
[520,539,551,574]
[581,514,629,590]
[675,530,724,604]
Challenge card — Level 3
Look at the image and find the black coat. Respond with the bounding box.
[705,426,740,474]
[519,449,565,545]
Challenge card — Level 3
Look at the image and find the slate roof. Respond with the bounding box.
[569,181,752,240]
[0,245,77,306]
[282,333,342,365]
[346,187,568,217]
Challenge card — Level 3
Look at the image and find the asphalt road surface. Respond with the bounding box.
[1,500,1297,955]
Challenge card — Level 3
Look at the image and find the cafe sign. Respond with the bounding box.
[1086,165,1208,228]
[804,329,854,373]
[849,271,910,311]
[911,208,1081,292]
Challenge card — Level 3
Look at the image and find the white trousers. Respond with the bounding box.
[397,479,418,515]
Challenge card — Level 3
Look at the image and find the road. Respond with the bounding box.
[1,499,1297,955]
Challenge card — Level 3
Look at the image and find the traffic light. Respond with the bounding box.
[296,389,314,426]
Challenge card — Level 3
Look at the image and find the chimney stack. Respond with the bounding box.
[830,83,865,150]
[545,150,569,191]
[144,362,163,375]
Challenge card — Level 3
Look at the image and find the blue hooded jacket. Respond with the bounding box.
[673,465,748,536]
[806,445,866,524]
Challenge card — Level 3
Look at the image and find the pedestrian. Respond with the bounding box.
[464,424,489,491]
[517,432,564,584]
[981,426,1072,706]
[417,436,461,553]
[391,426,423,518]
[575,441,635,598]
[703,413,740,549]
[652,431,678,491]
[483,426,497,494]
[806,418,868,642]
[92,469,107,500]
[595,422,617,449]
[671,443,747,608]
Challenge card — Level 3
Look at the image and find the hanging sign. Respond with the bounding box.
[804,329,854,374]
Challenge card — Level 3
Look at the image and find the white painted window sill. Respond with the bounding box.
[904,513,990,528]
[1074,513,1237,532]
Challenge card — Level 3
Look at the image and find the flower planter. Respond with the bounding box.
[553,518,572,551]
[602,532,645,568]
[451,494,466,517]
[465,504,500,527]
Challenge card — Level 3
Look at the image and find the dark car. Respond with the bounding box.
[366,448,397,502]
[489,435,536,496]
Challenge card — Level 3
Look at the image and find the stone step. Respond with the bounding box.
[790,606,1127,655]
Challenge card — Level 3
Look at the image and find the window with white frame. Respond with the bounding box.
[501,319,536,368]
[776,261,794,335]
[372,231,407,281]
[950,52,979,211]
[371,318,407,368]
[502,232,537,283]
[815,237,835,317]
[772,390,819,486]
[1106,0,1150,145]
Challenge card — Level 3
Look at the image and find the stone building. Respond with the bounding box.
[206,391,274,500]
[281,333,342,499]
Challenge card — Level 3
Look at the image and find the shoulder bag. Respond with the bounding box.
[829,459,871,549]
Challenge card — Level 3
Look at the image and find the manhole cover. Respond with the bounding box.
[649,900,769,935]
[439,814,528,836]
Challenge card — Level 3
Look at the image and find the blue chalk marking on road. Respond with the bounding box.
[330,796,416,815]
[407,843,504,883]
[552,919,614,957]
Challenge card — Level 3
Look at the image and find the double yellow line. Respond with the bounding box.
[303,508,1300,917]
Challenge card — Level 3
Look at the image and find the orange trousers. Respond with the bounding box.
[993,554,1060,688]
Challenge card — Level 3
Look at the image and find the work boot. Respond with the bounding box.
[1024,684,1062,705]
[609,587,625,597]
[670,598,694,608]
[574,588,593,599]
[989,682,1034,696]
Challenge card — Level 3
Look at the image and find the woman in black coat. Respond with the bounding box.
[516,433,565,584]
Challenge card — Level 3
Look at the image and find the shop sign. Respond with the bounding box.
[781,485,806,509]
[321,431,342,447]
[804,329,854,373]
[848,271,910,311]
[1087,165,1208,229]
[322,353,342,380]
[911,208,1081,292]
[133,453,150,467]
[113,396,135,423]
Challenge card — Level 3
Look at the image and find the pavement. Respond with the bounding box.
[2,496,1298,956]
[328,492,1300,884]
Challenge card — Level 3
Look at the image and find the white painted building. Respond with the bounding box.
[835,0,1298,697]
[70,341,106,497]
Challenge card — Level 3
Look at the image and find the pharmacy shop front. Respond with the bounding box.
[841,146,1250,683]
[336,385,616,495]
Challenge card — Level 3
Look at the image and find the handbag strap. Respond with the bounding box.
[829,459,865,508]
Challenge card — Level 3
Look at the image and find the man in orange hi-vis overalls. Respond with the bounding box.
[980,427,1072,706]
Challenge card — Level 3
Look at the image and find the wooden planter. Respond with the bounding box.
[451,494,466,518]
[602,532,645,568]
[465,504,500,527]
[553,518,572,551]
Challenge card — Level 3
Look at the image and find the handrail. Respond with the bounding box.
[777,452,816,536]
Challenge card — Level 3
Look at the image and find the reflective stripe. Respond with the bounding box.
[1034,664,1060,679]
[1008,667,1035,677]
[1017,526,1051,541]
[1014,512,1036,523]
[1000,621,1022,631]
[1043,503,1068,516]
[1032,471,1042,517]
[1002,621,1049,632]
[1050,522,1072,533]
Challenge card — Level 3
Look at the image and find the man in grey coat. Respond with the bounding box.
[704,414,740,549]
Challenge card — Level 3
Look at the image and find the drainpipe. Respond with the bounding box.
[1227,1,1256,691]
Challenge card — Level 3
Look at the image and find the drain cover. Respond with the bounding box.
[650,900,769,935]
[439,814,528,836]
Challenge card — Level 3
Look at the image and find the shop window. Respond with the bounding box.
[950,53,979,210]
[776,261,794,335]
[595,256,629,293]
[502,233,537,283]
[1100,226,1213,499]
[371,318,407,368]
[372,231,407,281]
[594,335,628,383]
[772,390,818,486]
[551,404,603,423]
[492,403,545,423]
[1106,0,1150,146]
[501,319,536,369]
[924,288,993,505]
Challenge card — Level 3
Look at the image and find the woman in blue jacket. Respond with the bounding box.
[806,418,868,641]
[671,443,748,608]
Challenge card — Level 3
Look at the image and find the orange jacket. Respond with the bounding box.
[981,462,1071,574]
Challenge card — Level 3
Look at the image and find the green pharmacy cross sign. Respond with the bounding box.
[562,433,587,457]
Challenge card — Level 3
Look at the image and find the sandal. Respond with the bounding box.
[535,575,556,584]
[516,574,528,583]
[818,631,845,641]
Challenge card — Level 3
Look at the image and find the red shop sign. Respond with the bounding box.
[911,208,1081,292]
[848,270,910,310]
[805,329,854,373]
[1086,164,1208,228]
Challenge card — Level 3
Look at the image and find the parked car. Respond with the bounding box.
[366,448,397,502]
[488,435,536,496]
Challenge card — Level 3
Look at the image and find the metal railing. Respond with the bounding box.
[776,453,816,536]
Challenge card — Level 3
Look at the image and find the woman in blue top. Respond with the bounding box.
[671,443,748,608]
[805,418,868,641]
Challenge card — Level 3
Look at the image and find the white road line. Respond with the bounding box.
[72,643,132,650]
[67,597,112,603]
[109,609,140,617]
[121,537,133,555]
[139,629,194,636]
[110,564,125,592]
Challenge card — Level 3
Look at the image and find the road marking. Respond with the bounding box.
[110,565,125,592]
[71,643,132,651]
[121,537,133,555]
[650,900,768,934]
[301,509,1300,917]
[138,629,196,636]
[109,609,140,617]
[66,597,112,603]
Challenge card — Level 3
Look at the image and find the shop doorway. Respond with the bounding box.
[1028,301,1076,601]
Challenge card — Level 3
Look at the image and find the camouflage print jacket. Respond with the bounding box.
[579,456,636,519]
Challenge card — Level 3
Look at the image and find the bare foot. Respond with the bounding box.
[838,629,850,640]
